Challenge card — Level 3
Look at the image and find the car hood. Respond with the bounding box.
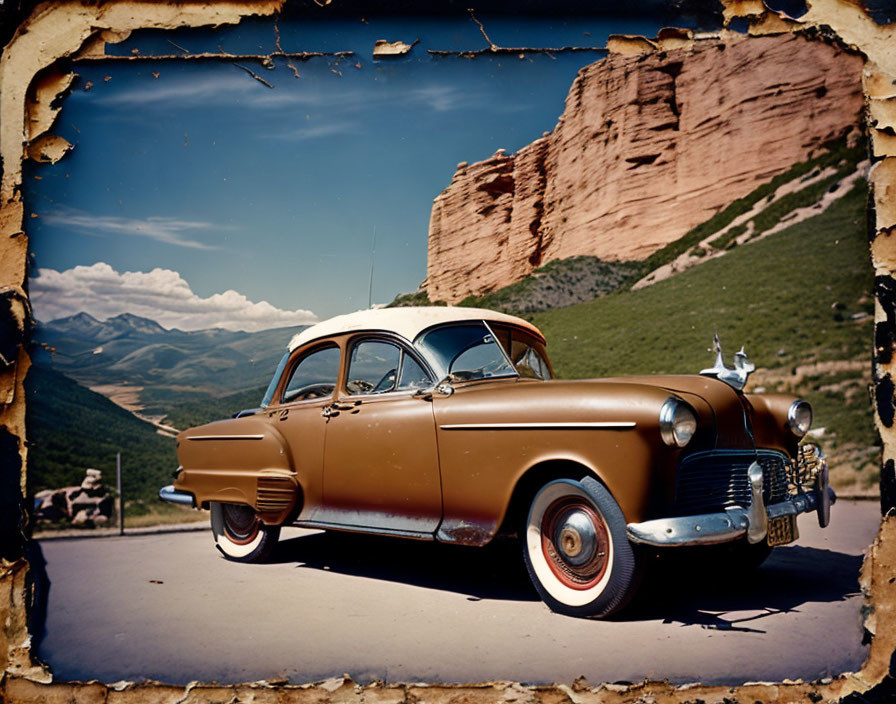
[597,374,751,448]
[447,374,752,449]
[440,374,751,448]
[598,373,740,400]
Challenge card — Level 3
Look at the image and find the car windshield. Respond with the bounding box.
[416,323,518,382]
[260,351,291,407]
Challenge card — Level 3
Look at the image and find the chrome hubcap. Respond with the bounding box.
[554,509,598,567]
[222,503,259,542]
[541,494,610,590]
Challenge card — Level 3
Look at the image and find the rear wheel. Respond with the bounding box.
[522,477,640,618]
[210,501,280,562]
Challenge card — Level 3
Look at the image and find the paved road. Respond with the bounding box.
[34,500,880,687]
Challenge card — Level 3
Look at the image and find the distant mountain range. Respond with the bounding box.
[32,312,308,415]
[45,311,169,340]
[26,311,311,502]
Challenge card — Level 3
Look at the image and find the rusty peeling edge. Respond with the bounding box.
[2,0,896,701]
[0,671,890,702]
[73,50,355,62]
[428,46,611,56]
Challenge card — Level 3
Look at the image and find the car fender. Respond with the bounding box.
[174,415,300,523]
[433,380,685,545]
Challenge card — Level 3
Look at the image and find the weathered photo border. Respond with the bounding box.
[1,0,895,701]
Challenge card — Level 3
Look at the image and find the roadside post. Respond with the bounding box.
[116,452,124,535]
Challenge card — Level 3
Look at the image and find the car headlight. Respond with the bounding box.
[787,400,813,437]
[659,397,698,447]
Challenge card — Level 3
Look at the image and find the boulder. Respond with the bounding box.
[34,502,64,522]
[34,468,113,525]
[70,494,103,514]
[97,494,114,517]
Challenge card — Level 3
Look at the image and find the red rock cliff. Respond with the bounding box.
[425,33,864,303]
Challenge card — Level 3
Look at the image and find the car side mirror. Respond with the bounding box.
[435,378,455,396]
[412,380,454,399]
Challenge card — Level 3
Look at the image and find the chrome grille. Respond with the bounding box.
[756,453,789,505]
[674,450,793,516]
[256,476,294,513]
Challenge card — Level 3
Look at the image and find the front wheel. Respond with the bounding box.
[522,477,640,618]
[210,502,280,562]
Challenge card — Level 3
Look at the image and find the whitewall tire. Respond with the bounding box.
[210,501,280,563]
[522,477,640,617]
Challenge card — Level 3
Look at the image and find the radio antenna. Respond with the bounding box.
[367,225,376,309]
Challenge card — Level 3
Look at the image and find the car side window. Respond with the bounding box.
[282,345,341,403]
[347,340,402,395]
[396,354,431,391]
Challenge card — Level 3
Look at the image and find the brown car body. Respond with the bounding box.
[163,306,833,617]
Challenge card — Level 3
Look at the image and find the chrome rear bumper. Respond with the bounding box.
[159,484,195,507]
[626,458,835,547]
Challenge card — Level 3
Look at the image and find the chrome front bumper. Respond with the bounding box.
[626,458,835,548]
[159,484,196,507]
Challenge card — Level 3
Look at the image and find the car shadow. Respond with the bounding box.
[272,530,863,621]
[625,545,864,631]
[272,529,540,602]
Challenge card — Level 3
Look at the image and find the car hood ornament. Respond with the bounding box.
[699,332,755,391]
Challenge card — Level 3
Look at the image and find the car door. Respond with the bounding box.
[272,343,342,515]
[320,336,442,537]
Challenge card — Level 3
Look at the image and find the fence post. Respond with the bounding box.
[116,452,124,536]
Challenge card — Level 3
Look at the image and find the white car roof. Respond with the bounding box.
[287,306,545,351]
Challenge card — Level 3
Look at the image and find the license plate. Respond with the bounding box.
[767,514,798,546]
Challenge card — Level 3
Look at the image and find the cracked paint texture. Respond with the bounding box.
[1,1,896,702]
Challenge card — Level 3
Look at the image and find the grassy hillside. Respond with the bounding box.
[457,256,639,314]
[637,137,865,278]
[529,181,876,492]
[26,363,178,504]
[163,385,268,431]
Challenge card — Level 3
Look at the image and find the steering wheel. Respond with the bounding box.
[283,383,334,403]
[479,358,510,377]
[346,379,375,394]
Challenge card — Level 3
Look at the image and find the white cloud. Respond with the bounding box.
[98,71,346,109]
[263,119,359,141]
[30,263,318,333]
[96,71,484,115]
[40,207,223,250]
[404,85,466,112]
[97,72,261,106]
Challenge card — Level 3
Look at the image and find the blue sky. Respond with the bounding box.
[26,12,665,330]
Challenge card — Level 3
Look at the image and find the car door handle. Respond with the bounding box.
[332,400,362,411]
[322,406,338,419]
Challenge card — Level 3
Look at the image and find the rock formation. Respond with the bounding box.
[34,468,114,526]
[425,32,865,304]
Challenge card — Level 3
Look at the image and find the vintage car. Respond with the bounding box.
[160,306,834,617]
